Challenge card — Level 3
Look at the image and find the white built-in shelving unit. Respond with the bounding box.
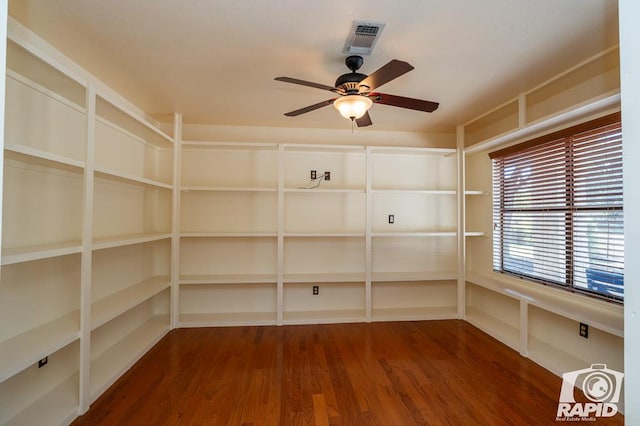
[0,32,174,424]
[368,146,461,321]
[178,142,279,327]
[90,85,173,408]
[1,39,86,426]
[461,44,624,403]
[281,144,366,324]
[175,141,474,327]
[463,146,623,375]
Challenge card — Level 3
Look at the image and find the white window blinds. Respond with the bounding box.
[491,113,623,302]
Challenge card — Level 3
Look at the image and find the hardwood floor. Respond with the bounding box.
[72,320,624,425]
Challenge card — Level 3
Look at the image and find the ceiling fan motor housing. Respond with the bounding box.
[335,55,369,94]
[335,72,368,93]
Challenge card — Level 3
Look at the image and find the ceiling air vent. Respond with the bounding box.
[344,21,385,55]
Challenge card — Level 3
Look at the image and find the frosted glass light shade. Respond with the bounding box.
[333,95,373,120]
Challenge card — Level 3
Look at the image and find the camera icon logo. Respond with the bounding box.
[557,364,623,419]
[559,364,623,403]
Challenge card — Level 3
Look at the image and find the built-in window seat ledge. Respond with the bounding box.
[465,271,623,337]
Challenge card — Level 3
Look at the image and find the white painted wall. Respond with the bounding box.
[620,0,640,422]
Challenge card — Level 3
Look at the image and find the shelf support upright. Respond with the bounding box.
[518,93,527,128]
[171,113,182,329]
[519,300,529,357]
[0,4,6,268]
[365,147,373,322]
[79,84,96,413]
[456,125,466,319]
[277,144,285,325]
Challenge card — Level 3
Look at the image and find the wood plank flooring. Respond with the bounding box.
[72,320,624,425]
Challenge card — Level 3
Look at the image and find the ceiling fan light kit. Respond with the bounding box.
[333,95,373,120]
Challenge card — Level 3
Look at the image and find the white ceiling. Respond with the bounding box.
[8,0,619,133]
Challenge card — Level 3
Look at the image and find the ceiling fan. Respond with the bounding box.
[275,55,439,127]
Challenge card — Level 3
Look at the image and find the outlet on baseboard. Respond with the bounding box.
[310,170,317,180]
[324,171,330,181]
[312,285,319,295]
[579,322,589,338]
[38,357,48,368]
[388,214,395,224]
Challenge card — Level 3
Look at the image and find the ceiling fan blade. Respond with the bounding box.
[283,99,336,117]
[356,111,372,127]
[359,60,414,91]
[371,92,439,113]
[275,77,338,92]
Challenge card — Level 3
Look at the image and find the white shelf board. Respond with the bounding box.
[282,143,365,152]
[465,307,520,352]
[95,166,172,190]
[4,372,79,426]
[371,306,457,322]
[180,274,277,285]
[95,105,173,148]
[527,291,623,338]
[0,310,79,382]
[4,143,84,170]
[1,241,82,265]
[91,276,171,330]
[283,272,366,283]
[181,186,276,192]
[371,271,457,282]
[371,231,457,237]
[284,188,365,194]
[282,309,366,325]
[371,189,456,195]
[180,232,277,238]
[179,312,277,327]
[5,68,86,113]
[527,337,590,377]
[465,231,486,237]
[465,272,624,337]
[283,232,365,238]
[464,190,486,195]
[181,140,278,149]
[90,315,169,403]
[92,233,171,251]
[369,146,456,156]
[373,231,483,238]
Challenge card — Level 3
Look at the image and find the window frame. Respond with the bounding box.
[490,112,623,303]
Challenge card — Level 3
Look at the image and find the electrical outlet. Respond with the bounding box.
[579,322,589,338]
[324,171,330,181]
[38,357,48,368]
[312,285,319,295]
[388,214,395,224]
[310,170,317,180]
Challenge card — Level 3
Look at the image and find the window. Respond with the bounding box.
[491,113,623,302]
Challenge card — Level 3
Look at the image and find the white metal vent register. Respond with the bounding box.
[344,21,385,55]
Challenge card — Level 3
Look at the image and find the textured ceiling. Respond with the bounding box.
[9,0,619,133]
